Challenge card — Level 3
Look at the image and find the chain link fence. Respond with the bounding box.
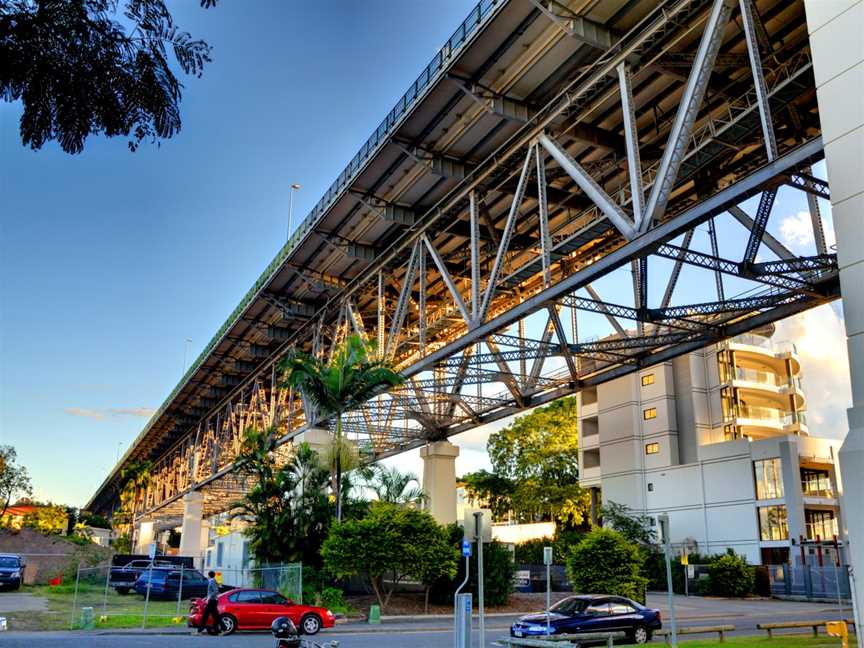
[67,562,302,629]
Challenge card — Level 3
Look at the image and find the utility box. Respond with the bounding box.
[454,593,472,648]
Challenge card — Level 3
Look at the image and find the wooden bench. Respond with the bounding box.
[757,619,856,638]
[495,631,625,647]
[656,625,735,643]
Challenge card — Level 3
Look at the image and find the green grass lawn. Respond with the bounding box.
[4,584,190,631]
[676,637,845,647]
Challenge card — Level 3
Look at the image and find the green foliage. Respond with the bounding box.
[0,445,32,517]
[463,397,590,526]
[429,524,515,607]
[112,533,132,553]
[600,501,657,545]
[78,511,111,529]
[280,334,403,520]
[22,504,69,535]
[514,530,585,565]
[232,432,334,568]
[0,0,217,153]
[363,464,425,506]
[566,528,648,603]
[702,550,754,597]
[321,502,457,611]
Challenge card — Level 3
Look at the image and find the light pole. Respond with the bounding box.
[288,183,301,241]
[182,338,193,375]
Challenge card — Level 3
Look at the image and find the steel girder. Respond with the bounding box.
[109,0,836,521]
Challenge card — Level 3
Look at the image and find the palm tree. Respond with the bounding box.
[365,464,426,507]
[279,334,404,521]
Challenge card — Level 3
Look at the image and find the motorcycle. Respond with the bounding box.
[271,616,340,648]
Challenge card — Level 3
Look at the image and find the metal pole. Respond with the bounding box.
[102,563,111,622]
[142,561,154,629]
[546,561,551,636]
[176,565,184,617]
[287,183,300,242]
[454,554,470,648]
[70,562,81,630]
[474,512,485,648]
[659,514,678,648]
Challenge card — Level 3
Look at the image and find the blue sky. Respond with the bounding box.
[0,0,852,507]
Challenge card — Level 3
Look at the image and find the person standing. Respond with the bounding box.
[198,570,221,635]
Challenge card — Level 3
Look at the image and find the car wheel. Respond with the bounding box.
[219,614,237,635]
[631,625,650,644]
[300,614,321,635]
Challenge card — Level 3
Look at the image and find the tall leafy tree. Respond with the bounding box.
[0,445,32,518]
[280,334,403,521]
[232,428,333,567]
[0,0,216,153]
[364,464,425,507]
[462,397,590,526]
[322,503,457,612]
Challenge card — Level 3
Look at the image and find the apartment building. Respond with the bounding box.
[578,326,846,565]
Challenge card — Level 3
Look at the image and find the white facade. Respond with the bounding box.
[579,329,846,565]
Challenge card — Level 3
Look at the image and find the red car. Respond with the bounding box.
[188,588,335,635]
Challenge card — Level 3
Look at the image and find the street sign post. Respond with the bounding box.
[544,546,553,636]
[658,514,678,648]
[474,511,485,648]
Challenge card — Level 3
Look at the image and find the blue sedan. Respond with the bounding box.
[511,595,661,644]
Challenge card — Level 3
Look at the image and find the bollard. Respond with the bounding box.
[368,604,381,624]
[80,606,95,630]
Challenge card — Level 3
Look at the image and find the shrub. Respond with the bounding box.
[429,524,514,607]
[566,528,648,603]
[514,530,585,566]
[702,551,754,597]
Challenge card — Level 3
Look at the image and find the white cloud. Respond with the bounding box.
[774,304,851,437]
[64,408,105,420]
[779,211,835,252]
[63,406,154,420]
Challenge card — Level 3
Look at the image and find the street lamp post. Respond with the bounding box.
[288,183,301,242]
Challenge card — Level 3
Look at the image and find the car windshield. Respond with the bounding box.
[549,598,589,615]
[0,557,19,568]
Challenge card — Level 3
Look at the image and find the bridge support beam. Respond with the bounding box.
[294,428,333,455]
[179,491,209,568]
[805,0,864,625]
[420,440,459,524]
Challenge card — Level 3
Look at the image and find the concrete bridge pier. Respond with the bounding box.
[804,0,864,623]
[133,519,155,555]
[178,491,210,568]
[421,440,459,524]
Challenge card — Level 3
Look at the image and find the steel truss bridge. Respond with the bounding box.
[88,0,838,521]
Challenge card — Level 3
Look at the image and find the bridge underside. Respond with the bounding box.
[86,0,839,522]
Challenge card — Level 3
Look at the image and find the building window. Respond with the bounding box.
[758,505,789,541]
[645,442,660,455]
[805,509,838,540]
[241,541,250,569]
[647,482,654,492]
[754,458,784,500]
[801,468,833,498]
[643,408,657,420]
[641,374,655,387]
[216,542,224,567]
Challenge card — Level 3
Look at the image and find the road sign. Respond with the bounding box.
[543,546,553,565]
[461,539,472,557]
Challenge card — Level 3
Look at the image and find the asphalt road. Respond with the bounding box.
[0,594,852,647]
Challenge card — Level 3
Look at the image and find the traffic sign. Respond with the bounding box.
[461,539,472,557]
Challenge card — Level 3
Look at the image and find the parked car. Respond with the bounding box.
[510,594,661,644]
[133,568,210,599]
[109,559,176,595]
[188,588,335,635]
[0,554,25,590]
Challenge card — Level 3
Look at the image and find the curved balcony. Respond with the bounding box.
[728,405,809,438]
[725,334,802,375]
[731,367,806,409]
